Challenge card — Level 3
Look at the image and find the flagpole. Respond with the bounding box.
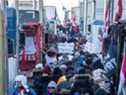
[117,36,126,92]
[114,0,123,90]
[93,0,96,20]
[109,0,115,23]
[39,0,45,24]
[83,0,88,35]
[16,0,20,72]
[4,1,9,94]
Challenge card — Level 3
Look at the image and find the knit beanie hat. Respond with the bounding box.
[48,81,57,88]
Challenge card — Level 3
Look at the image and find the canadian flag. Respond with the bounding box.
[114,0,123,22]
[104,0,111,32]
[21,48,26,65]
[118,41,126,95]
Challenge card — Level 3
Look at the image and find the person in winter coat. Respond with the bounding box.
[33,64,52,95]
[73,52,85,73]
[47,81,57,95]
[13,75,37,95]
[32,68,43,95]
[42,65,52,94]
[92,54,103,70]
[92,69,112,95]
[52,67,63,83]
[71,74,93,95]
[45,47,57,67]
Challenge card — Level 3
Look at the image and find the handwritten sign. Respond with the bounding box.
[57,42,74,54]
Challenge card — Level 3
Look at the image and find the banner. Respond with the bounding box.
[114,0,123,22]
[25,37,36,54]
[57,42,74,54]
[83,42,97,53]
[104,0,111,32]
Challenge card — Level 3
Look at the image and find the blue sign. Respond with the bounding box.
[6,7,17,54]
[6,7,17,40]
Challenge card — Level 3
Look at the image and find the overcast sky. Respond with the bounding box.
[8,0,79,21]
[44,0,79,22]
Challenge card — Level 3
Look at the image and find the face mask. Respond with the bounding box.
[46,55,57,65]
[52,57,57,63]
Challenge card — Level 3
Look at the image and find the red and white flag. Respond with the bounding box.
[21,48,26,65]
[71,16,77,26]
[104,0,111,33]
[114,0,123,22]
[118,41,126,95]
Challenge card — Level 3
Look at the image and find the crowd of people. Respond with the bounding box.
[11,34,118,95]
[10,15,121,95]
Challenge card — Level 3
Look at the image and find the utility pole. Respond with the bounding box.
[39,0,45,24]
[79,1,84,33]
[83,0,88,35]
[54,18,57,35]
[15,0,20,73]
[3,1,8,95]
[93,0,96,20]
[110,0,114,23]
[39,0,44,63]
[33,0,37,10]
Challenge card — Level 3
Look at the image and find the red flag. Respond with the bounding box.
[104,0,111,32]
[34,24,42,63]
[21,48,26,65]
[122,54,126,79]
[115,0,123,22]
[71,16,77,26]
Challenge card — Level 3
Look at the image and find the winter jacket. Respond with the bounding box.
[13,88,37,95]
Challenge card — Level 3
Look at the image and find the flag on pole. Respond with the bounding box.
[104,0,111,32]
[21,48,26,65]
[118,40,126,95]
[114,0,123,22]
[34,24,42,63]
[102,0,111,55]
[71,16,77,26]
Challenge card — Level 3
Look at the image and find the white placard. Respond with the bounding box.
[25,37,36,54]
[84,42,97,53]
[57,42,74,54]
